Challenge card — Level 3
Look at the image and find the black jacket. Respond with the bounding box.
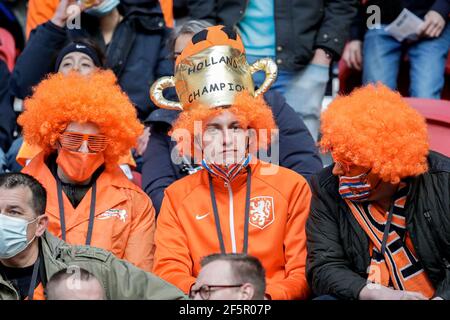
[9,5,172,121]
[350,0,450,40]
[306,151,450,300]
[0,60,15,152]
[142,89,323,214]
[187,0,358,71]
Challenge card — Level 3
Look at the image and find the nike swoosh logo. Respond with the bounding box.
[195,213,210,220]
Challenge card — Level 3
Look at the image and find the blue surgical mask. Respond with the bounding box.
[0,214,38,259]
[85,0,120,17]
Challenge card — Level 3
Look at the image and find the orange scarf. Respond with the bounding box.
[346,183,435,298]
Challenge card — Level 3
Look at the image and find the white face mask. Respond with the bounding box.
[0,214,38,259]
[85,0,120,17]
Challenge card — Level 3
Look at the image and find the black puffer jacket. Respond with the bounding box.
[306,151,450,300]
[187,0,358,71]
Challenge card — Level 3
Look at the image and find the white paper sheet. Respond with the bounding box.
[384,8,425,42]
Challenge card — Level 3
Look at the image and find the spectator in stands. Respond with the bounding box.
[152,26,312,300]
[18,71,156,272]
[306,84,450,300]
[6,39,105,173]
[11,0,172,122]
[0,172,186,300]
[46,267,106,300]
[186,0,358,141]
[9,39,137,179]
[342,0,450,98]
[142,20,322,215]
[190,254,266,300]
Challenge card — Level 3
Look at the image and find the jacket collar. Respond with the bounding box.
[201,159,261,192]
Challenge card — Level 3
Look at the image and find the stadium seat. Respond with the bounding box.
[405,98,450,157]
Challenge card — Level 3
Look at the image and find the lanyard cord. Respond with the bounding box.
[56,179,97,246]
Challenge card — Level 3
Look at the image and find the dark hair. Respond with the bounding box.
[0,172,47,217]
[168,20,213,55]
[46,267,105,299]
[201,253,266,300]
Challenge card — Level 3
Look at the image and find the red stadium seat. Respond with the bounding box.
[131,171,142,188]
[405,98,450,157]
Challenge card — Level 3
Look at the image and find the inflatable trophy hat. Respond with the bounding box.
[150,25,278,111]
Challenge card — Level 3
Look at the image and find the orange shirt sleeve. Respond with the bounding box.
[266,177,312,300]
[26,0,59,38]
[122,190,156,272]
[159,0,174,28]
[152,189,196,294]
[27,0,172,38]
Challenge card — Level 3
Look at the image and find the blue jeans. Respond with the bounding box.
[247,55,329,141]
[363,24,450,98]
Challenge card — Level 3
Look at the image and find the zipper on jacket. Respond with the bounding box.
[225,181,237,253]
[423,211,450,269]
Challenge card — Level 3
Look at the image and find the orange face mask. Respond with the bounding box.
[56,148,104,183]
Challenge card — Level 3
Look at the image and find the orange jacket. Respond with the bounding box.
[22,152,155,272]
[26,0,173,38]
[153,160,311,300]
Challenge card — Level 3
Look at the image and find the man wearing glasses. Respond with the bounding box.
[190,254,265,300]
[18,71,156,272]
[306,84,450,300]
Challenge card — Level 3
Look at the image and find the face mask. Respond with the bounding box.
[202,154,251,182]
[338,171,378,202]
[85,0,120,17]
[56,148,104,183]
[0,215,38,259]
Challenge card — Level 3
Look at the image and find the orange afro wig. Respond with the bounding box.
[171,91,277,159]
[320,83,429,184]
[18,70,143,166]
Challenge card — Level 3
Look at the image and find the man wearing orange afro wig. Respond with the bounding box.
[151,25,312,300]
[18,70,156,272]
[306,84,450,300]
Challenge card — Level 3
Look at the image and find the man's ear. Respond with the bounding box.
[239,283,255,300]
[35,215,49,237]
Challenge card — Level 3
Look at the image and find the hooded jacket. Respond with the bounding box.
[153,159,312,300]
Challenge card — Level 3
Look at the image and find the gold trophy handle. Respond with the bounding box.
[149,76,183,111]
[249,58,278,97]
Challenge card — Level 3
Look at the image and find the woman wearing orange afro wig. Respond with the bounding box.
[18,70,156,272]
[307,84,450,300]
[151,25,312,300]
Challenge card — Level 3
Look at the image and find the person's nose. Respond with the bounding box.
[72,63,80,72]
[223,129,234,147]
[332,162,345,176]
[78,140,90,153]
